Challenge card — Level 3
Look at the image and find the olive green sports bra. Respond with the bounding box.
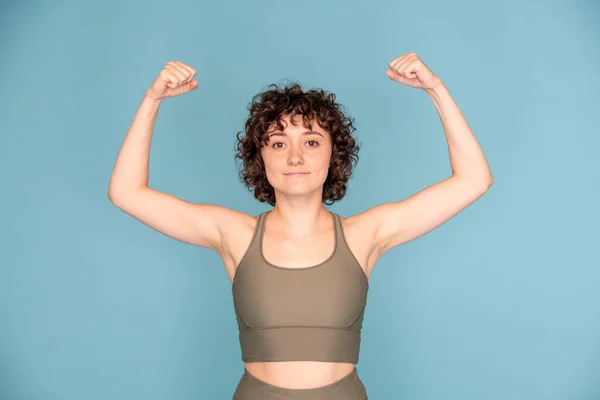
[231,211,369,363]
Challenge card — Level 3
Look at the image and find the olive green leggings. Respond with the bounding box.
[232,367,368,400]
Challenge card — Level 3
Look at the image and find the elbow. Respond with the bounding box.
[475,167,495,192]
[107,181,120,205]
[477,175,494,192]
[107,185,133,207]
[107,184,147,207]
[458,174,494,194]
[483,173,494,188]
[107,189,118,205]
[107,188,123,207]
[481,175,494,193]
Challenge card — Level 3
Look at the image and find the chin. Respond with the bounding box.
[274,184,323,198]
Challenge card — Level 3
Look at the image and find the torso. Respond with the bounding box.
[217,211,379,389]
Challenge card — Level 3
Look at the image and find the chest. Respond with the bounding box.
[232,250,368,329]
[261,228,336,269]
[222,215,376,284]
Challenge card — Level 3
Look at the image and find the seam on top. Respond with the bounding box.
[231,212,265,291]
[335,213,370,289]
[259,211,338,271]
[346,307,366,330]
[240,325,362,332]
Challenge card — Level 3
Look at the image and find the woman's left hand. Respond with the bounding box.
[386,52,442,90]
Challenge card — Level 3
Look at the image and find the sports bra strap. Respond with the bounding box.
[332,213,344,246]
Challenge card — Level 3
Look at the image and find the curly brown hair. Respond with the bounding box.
[235,82,360,206]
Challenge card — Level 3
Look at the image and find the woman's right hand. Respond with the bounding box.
[146,61,198,101]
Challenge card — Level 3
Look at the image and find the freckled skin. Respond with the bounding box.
[261,114,332,199]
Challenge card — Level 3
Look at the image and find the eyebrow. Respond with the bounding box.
[268,130,324,138]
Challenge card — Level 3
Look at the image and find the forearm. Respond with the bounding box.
[425,81,493,187]
[108,93,163,199]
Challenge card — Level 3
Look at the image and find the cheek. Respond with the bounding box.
[263,153,286,170]
[316,151,332,168]
[261,154,286,182]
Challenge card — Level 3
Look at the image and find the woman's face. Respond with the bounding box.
[260,114,332,199]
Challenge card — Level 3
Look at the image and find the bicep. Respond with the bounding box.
[368,176,493,255]
[108,187,241,250]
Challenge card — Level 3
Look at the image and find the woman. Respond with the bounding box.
[108,52,493,399]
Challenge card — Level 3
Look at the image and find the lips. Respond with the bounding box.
[284,172,310,175]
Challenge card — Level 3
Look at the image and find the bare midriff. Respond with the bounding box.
[244,361,356,389]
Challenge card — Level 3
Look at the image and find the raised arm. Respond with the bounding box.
[108,61,242,251]
[358,52,494,266]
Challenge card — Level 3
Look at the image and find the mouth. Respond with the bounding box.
[284,172,310,176]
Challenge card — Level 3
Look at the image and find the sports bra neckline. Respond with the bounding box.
[258,211,339,272]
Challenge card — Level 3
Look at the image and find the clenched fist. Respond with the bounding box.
[386,52,441,90]
[146,61,198,101]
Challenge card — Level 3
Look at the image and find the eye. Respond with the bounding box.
[271,142,284,149]
[307,140,319,147]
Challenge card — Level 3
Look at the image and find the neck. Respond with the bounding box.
[268,194,331,238]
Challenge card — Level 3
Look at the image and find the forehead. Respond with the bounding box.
[267,114,328,135]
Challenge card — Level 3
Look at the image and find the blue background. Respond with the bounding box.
[1,0,599,399]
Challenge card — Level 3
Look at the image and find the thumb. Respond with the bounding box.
[386,69,403,81]
[385,69,398,79]
[386,70,416,86]
[183,79,199,92]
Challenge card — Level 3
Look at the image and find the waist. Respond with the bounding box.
[244,362,357,390]
[239,326,361,363]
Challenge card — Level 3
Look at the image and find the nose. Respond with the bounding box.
[287,147,304,166]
